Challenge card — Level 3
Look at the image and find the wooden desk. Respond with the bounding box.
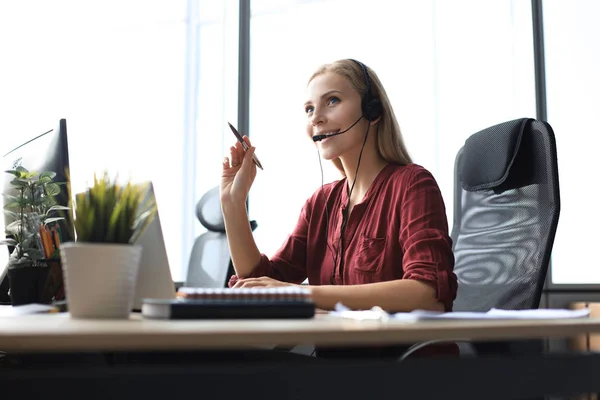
[3,312,600,400]
[572,302,600,354]
[2,312,600,352]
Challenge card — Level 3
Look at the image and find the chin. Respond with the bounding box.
[319,148,340,161]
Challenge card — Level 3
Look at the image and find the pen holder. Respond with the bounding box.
[41,258,65,303]
[7,258,63,306]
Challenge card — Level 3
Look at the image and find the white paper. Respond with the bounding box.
[486,307,590,319]
[394,307,591,320]
[331,303,393,321]
[330,303,590,322]
[0,303,57,317]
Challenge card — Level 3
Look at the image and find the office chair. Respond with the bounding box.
[400,118,560,361]
[452,117,560,356]
[452,117,560,311]
[185,186,257,288]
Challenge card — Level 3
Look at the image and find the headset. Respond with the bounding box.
[315,59,382,285]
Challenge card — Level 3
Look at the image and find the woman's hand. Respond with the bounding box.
[231,276,294,289]
[220,136,257,206]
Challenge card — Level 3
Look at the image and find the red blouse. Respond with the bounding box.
[244,162,457,312]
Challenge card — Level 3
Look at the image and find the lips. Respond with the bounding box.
[317,129,340,136]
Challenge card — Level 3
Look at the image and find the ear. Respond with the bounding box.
[369,116,381,126]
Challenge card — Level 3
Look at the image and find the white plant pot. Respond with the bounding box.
[60,242,142,319]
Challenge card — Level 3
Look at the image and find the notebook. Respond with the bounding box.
[142,287,315,319]
[177,286,312,300]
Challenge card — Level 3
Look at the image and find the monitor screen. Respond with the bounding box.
[0,119,74,301]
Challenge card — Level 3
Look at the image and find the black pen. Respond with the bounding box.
[227,122,264,170]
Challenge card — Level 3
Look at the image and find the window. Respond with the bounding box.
[543,0,600,284]
[193,0,239,241]
[2,0,558,288]
[0,0,189,280]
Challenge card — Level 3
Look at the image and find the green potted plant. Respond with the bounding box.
[1,166,70,305]
[60,173,156,318]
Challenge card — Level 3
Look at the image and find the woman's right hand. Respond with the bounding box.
[220,135,257,206]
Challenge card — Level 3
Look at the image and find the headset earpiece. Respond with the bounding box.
[363,97,382,122]
[351,59,382,122]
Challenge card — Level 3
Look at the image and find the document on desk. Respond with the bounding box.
[394,308,591,320]
[330,303,590,322]
[0,303,57,317]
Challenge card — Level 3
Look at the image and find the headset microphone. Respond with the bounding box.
[312,116,363,142]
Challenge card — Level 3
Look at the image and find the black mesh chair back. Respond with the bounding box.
[451,118,560,312]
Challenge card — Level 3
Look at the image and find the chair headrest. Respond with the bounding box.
[458,118,533,192]
[196,186,225,233]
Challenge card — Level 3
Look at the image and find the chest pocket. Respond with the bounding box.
[354,235,387,275]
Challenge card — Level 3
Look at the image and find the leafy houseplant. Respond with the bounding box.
[1,167,69,260]
[1,166,70,305]
[60,173,157,318]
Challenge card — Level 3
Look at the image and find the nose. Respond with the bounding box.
[310,106,326,127]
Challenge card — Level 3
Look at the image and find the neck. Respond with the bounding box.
[339,135,388,201]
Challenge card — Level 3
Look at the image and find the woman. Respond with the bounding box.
[221,59,457,319]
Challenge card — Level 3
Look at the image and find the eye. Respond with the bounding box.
[305,105,314,114]
[328,96,340,105]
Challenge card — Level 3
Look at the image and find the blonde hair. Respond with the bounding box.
[308,59,412,175]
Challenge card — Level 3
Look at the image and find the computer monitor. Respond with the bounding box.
[0,119,74,301]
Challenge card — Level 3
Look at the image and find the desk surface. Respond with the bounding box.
[2,313,600,353]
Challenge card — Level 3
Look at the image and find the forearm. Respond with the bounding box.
[309,279,444,312]
[221,201,261,278]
